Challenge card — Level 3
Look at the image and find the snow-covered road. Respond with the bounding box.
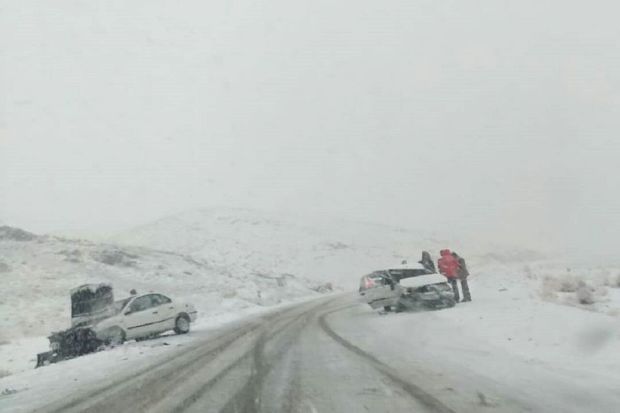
[1,296,449,413]
[1,293,619,413]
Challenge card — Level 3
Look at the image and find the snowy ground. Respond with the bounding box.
[0,223,331,378]
[0,235,322,337]
[0,300,295,380]
[1,209,619,411]
[2,282,619,412]
[113,207,620,325]
[0,292,331,410]
[329,297,620,412]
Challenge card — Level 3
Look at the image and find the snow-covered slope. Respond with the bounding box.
[114,207,620,327]
[0,225,326,341]
[114,208,457,286]
[115,207,620,315]
[2,208,619,384]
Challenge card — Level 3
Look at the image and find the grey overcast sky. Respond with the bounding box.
[1,0,619,257]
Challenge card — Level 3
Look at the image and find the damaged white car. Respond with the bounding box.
[94,292,198,345]
[37,284,197,367]
[359,261,456,312]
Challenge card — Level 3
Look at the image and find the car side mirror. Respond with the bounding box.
[124,310,132,315]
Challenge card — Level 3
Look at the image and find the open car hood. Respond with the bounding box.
[70,283,114,326]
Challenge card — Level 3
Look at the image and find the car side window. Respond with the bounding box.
[156,294,172,304]
[129,296,153,313]
[149,294,171,307]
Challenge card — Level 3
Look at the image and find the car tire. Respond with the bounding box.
[174,315,190,335]
[394,300,409,313]
[106,327,126,346]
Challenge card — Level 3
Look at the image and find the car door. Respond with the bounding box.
[365,274,401,309]
[149,294,177,332]
[123,295,161,338]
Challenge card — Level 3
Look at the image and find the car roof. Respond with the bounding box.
[131,293,172,300]
[362,271,387,279]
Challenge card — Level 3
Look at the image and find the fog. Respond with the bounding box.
[1,0,619,259]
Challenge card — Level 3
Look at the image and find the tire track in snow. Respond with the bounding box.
[43,299,325,413]
[216,303,319,413]
[153,298,329,413]
[44,321,263,413]
[318,307,456,413]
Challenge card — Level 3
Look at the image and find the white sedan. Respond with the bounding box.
[92,293,197,344]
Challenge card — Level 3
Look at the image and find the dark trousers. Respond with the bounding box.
[449,278,472,302]
[461,277,471,301]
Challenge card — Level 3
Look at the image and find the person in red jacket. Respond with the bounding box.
[438,249,460,301]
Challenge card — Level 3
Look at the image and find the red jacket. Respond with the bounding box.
[438,249,459,279]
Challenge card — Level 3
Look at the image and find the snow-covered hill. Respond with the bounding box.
[114,208,459,286]
[114,207,620,321]
[2,208,619,381]
[0,225,327,341]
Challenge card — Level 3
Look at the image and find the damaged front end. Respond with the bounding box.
[391,270,456,311]
[36,327,101,367]
[398,282,456,311]
[36,283,113,368]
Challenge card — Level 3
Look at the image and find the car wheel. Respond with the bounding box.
[395,301,408,313]
[106,327,126,346]
[174,315,190,335]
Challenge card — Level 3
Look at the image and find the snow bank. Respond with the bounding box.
[537,265,620,315]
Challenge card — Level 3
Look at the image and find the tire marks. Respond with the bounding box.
[43,300,315,413]
[44,322,261,413]
[40,296,456,413]
[217,303,317,413]
[318,308,456,413]
[158,299,325,413]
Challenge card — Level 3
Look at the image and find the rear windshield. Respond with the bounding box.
[388,268,430,281]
